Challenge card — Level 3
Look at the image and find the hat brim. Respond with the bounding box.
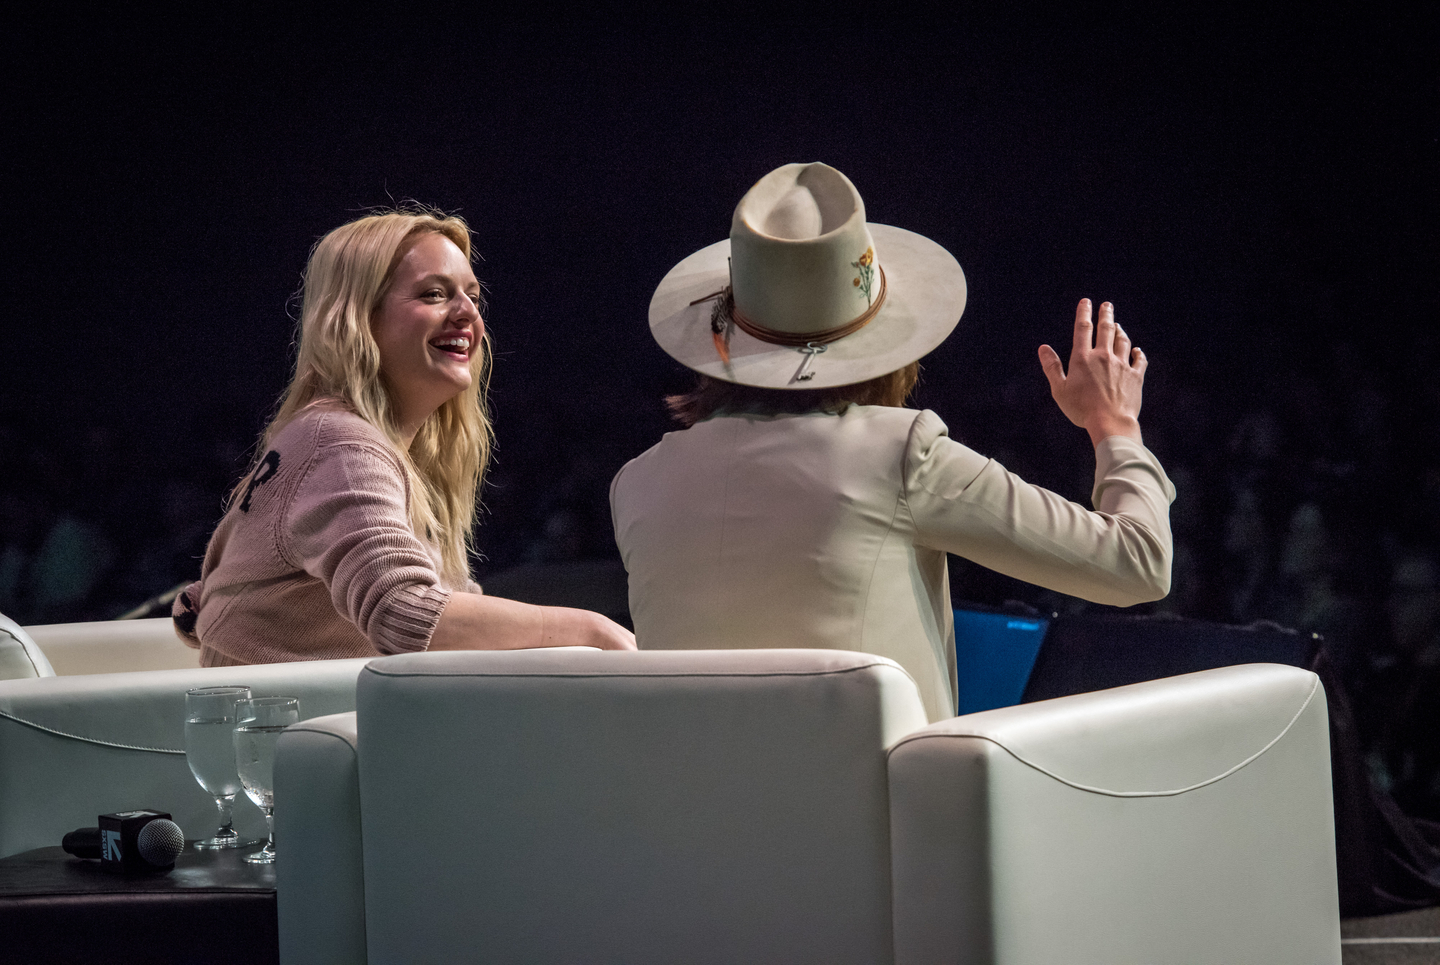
[648,224,966,389]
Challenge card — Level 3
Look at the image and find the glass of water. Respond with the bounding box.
[185,686,259,850]
[234,696,300,865]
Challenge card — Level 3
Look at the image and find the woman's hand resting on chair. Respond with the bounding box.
[429,592,637,652]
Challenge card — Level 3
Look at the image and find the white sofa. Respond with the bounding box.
[0,613,373,856]
[0,658,370,857]
[275,650,1341,965]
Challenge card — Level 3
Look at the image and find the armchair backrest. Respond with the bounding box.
[354,648,928,965]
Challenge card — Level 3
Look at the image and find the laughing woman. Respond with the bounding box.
[174,209,636,664]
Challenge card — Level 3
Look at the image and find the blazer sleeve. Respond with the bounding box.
[280,441,451,654]
[903,409,1176,606]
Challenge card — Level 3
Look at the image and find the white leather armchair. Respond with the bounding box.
[0,659,370,857]
[274,653,1340,965]
[889,662,1340,964]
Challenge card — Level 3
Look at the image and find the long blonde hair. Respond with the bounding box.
[244,207,494,587]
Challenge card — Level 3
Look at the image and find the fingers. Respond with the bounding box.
[1113,318,1132,360]
[1065,296,1140,364]
[1076,299,1135,360]
[1072,298,1094,355]
[1131,346,1148,375]
[1094,301,1117,355]
[1038,344,1064,391]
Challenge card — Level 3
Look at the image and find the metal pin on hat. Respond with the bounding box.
[793,342,827,382]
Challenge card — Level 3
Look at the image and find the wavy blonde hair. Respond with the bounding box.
[243,208,493,587]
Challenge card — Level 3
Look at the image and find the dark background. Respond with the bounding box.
[2,10,1438,796]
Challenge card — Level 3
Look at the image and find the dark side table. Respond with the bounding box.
[0,844,277,965]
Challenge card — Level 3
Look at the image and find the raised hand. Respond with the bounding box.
[1038,299,1147,447]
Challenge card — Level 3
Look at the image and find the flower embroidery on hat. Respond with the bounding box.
[852,247,876,305]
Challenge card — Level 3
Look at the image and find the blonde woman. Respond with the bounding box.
[175,209,635,664]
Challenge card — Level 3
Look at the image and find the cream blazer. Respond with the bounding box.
[610,406,1176,722]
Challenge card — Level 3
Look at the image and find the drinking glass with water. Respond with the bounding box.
[184,686,260,850]
[234,696,300,865]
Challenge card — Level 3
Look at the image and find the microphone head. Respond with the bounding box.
[136,818,185,866]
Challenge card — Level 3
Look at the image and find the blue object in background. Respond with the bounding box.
[953,608,1050,715]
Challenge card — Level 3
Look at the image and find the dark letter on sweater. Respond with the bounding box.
[240,450,281,513]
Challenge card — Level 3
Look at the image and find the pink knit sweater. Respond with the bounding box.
[173,404,472,666]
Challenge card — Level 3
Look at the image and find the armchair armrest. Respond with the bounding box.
[0,614,54,679]
[275,712,365,965]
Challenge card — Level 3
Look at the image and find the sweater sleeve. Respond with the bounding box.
[903,409,1176,606]
[171,580,202,648]
[280,441,451,654]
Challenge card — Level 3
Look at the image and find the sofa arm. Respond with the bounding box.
[275,712,366,965]
[0,614,54,679]
[888,663,1341,965]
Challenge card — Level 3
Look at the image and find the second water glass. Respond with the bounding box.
[234,696,301,865]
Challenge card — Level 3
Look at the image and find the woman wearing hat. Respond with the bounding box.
[174,208,635,664]
[610,163,1173,722]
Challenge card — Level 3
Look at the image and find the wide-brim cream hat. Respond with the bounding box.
[649,162,967,389]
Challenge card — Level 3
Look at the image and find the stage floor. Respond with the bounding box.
[1344,907,1440,964]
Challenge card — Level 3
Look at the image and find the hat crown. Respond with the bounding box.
[730,163,879,336]
[760,186,827,239]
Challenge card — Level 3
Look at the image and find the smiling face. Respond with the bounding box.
[371,231,484,441]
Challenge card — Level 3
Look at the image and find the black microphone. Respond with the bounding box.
[63,810,184,873]
[60,828,104,859]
